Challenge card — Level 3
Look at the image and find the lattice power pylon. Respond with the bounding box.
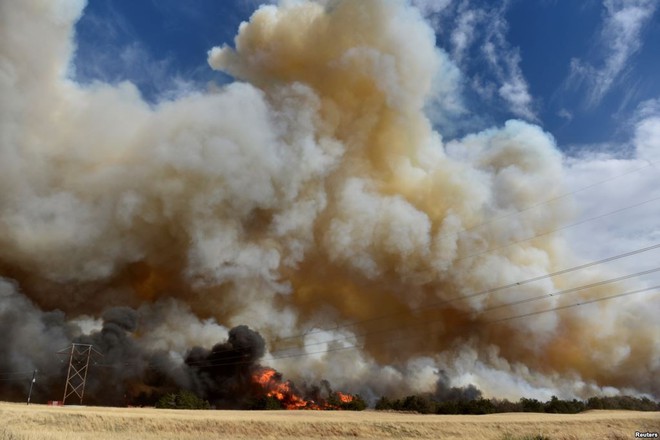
[57,343,101,405]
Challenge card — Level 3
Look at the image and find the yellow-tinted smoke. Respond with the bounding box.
[0,0,657,399]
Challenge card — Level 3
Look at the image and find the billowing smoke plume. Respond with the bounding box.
[0,0,658,406]
[185,325,265,407]
[435,370,482,402]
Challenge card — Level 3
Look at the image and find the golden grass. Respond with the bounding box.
[0,402,658,439]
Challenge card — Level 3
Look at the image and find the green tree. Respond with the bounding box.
[155,390,210,410]
[340,394,367,411]
[375,396,394,410]
[519,397,544,413]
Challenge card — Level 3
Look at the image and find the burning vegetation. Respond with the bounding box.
[251,367,364,410]
[0,0,658,409]
[91,321,365,410]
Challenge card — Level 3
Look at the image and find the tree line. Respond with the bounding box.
[374,394,660,414]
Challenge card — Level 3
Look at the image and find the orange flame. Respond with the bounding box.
[337,391,354,403]
[252,367,309,409]
[252,367,357,410]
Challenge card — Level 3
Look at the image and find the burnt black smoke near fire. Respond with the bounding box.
[0,296,323,408]
[184,325,266,408]
[0,0,658,407]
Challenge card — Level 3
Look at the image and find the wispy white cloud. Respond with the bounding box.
[450,2,482,63]
[568,0,658,108]
[413,0,537,121]
[557,108,573,122]
[75,39,201,101]
[72,4,206,101]
[481,3,537,121]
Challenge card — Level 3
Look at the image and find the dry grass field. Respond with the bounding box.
[0,401,658,440]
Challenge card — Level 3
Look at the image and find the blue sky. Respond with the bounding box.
[72,0,660,151]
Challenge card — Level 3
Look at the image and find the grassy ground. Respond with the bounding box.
[0,402,658,439]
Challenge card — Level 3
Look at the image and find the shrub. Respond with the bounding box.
[247,395,284,410]
[375,393,659,415]
[340,394,367,411]
[401,394,435,414]
[519,397,545,413]
[375,396,394,410]
[155,390,210,410]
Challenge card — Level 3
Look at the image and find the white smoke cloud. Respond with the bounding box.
[564,99,660,286]
[0,0,657,405]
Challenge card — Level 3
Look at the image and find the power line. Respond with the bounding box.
[3,250,658,380]
[458,157,658,236]
[279,193,660,346]
[3,245,658,378]
[0,137,657,385]
[0,375,32,382]
[271,242,660,345]
[0,371,34,377]
[0,367,63,378]
[265,266,660,355]
[90,268,659,371]
[455,193,660,263]
[167,266,660,368]
[491,285,659,324]
[177,284,660,368]
[88,244,660,371]
[290,157,659,311]
[180,271,660,368]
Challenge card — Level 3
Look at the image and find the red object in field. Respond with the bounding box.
[47,400,64,406]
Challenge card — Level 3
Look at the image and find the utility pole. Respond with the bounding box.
[27,369,36,405]
[56,343,101,405]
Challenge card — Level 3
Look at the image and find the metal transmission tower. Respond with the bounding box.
[57,343,102,405]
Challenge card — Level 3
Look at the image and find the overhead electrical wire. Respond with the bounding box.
[457,156,658,236]
[272,242,660,345]
[289,184,660,317]
[455,193,660,263]
[265,266,660,354]
[290,158,660,311]
[143,283,660,369]
[86,266,660,370]
[176,268,660,368]
[3,175,658,379]
[0,244,654,378]
[83,243,660,369]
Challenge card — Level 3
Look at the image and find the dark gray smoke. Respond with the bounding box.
[74,307,155,405]
[0,279,73,402]
[69,311,271,407]
[185,325,266,408]
[434,370,482,402]
[0,294,311,408]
